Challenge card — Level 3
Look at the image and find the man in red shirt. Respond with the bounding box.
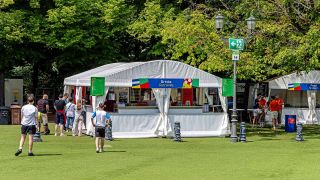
[257,96,267,126]
[275,95,284,126]
[269,96,279,130]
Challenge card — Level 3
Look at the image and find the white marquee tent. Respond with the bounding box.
[268,70,320,124]
[64,60,230,138]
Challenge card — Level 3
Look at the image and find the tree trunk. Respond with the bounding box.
[31,62,39,97]
[243,82,250,122]
[0,70,5,106]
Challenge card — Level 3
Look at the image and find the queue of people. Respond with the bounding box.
[15,93,112,156]
[252,94,284,130]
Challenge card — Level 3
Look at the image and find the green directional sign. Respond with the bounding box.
[229,38,244,50]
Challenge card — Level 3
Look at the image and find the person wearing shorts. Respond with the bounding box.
[275,95,284,126]
[54,94,66,136]
[15,96,38,156]
[269,96,279,131]
[37,94,50,134]
[91,102,111,153]
[252,95,262,127]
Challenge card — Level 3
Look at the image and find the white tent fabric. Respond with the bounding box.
[152,88,172,137]
[63,85,72,96]
[268,70,320,124]
[75,86,82,104]
[64,60,222,87]
[307,90,317,123]
[268,70,320,89]
[218,88,228,112]
[64,60,229,138]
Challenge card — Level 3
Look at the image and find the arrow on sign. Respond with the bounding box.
[231,42,236,47]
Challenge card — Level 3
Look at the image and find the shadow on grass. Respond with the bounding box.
[106,151,126,153]
[243,124,320,140]
[35,153,63,156]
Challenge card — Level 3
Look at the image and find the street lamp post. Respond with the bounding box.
[215,13,256,143]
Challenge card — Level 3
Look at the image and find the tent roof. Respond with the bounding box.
[64,60,222,87]
[268,70,320,89]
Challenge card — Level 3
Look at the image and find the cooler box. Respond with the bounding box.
[285,115,296,132]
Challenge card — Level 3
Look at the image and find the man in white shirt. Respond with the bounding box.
[91,102,111,153]
[15,96,38,156]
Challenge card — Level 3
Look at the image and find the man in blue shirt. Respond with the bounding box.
[91,102,111,153]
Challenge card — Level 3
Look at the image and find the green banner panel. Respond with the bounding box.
[222,78,234,97]
[90,77,105,96]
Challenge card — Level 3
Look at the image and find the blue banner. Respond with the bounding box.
[288,83,320,91]
[132,78,199,89]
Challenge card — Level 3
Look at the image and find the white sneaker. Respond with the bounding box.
[54,133,57,136]
[99,148,103,153]
[60,133,65,136]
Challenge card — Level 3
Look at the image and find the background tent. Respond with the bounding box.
[268,70,320,124]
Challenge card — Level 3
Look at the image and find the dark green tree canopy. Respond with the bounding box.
[0,0,319,96]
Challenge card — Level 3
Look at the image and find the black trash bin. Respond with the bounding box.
[0,106,10,125]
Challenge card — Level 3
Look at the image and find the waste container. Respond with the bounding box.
[0,106,10,125]
[11,105,21,125]
[285,115,296,132]
[203,103,209,113]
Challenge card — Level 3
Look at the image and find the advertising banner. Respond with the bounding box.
[132,78,199,89]
[288,83,320,91]
[90,77,105,96]
[222,78,234,97]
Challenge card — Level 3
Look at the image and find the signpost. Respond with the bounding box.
[228,38,244,143]
[232,51,240,61]
[229,38,244,50]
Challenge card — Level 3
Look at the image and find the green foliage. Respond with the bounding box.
[0,0,320,90]
[0,0,13,8]
[132,0,320,81]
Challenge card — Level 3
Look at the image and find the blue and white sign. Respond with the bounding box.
[132,78,199,89]
[288,83,320,91]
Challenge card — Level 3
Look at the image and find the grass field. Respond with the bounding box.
[1,124,320,180]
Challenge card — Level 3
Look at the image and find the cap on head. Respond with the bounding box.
[59,94,63,98]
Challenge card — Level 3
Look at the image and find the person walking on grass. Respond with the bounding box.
[54,94,66,136]
[91,102,111,153]
[269,96,279,131]
[252,95,262,128]
[72,100,85,136]
[15,96,38,156]
[65,97,75,132]
[37,94,50,135]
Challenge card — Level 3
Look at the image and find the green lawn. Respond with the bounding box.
[1,124,320,180]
